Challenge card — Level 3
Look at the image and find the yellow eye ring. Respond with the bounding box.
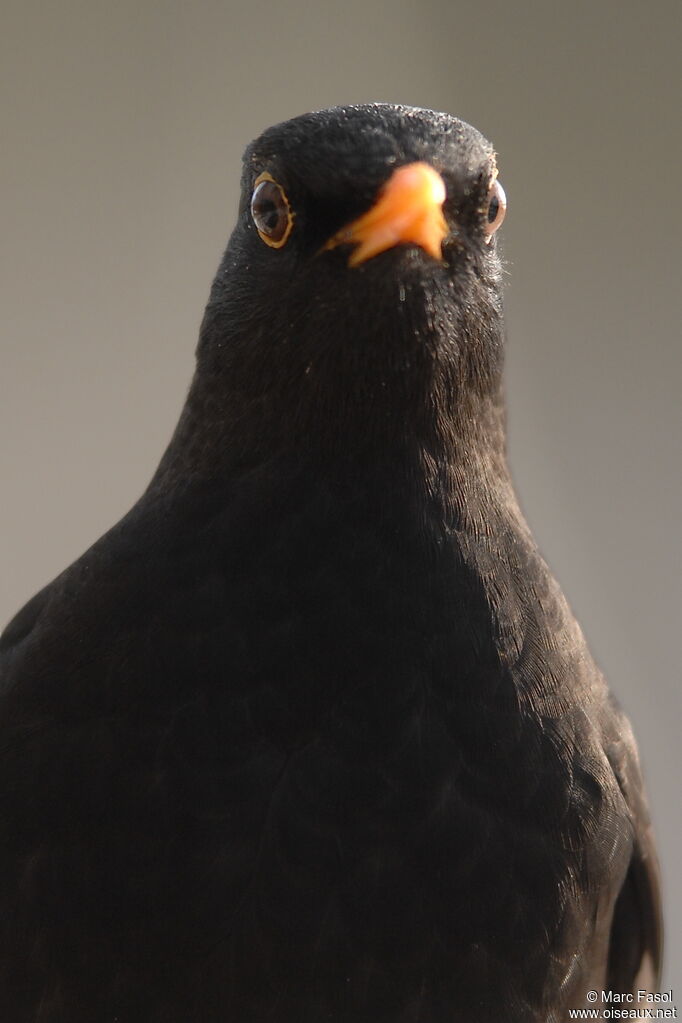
[251,172,295,249]
[483,178,507,242]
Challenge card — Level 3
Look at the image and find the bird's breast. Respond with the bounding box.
[0,464,624,1020]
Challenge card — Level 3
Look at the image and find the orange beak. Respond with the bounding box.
[323,162,448,267]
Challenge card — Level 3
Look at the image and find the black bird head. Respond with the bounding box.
[163,105,508,483]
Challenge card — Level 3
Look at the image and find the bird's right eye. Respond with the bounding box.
[251,173,294,248]
[483,179,507,242]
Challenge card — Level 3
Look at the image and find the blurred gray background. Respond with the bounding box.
[2,0,680,984]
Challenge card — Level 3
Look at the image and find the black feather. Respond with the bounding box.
[0,104,661,1022]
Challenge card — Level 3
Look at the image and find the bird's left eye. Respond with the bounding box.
[251,173,294,248]
[484,179,507,242]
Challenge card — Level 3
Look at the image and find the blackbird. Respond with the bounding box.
[0,104,662,1022]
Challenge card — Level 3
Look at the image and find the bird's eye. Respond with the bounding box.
[484,179,507,242]
[251,173,294,248]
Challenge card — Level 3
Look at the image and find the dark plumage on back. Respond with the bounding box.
[0,104,661,1022]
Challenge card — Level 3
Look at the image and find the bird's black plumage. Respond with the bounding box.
[0,104,661,1022]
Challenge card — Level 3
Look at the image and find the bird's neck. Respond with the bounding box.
[152,255,510,506]
[150,363,512,535]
